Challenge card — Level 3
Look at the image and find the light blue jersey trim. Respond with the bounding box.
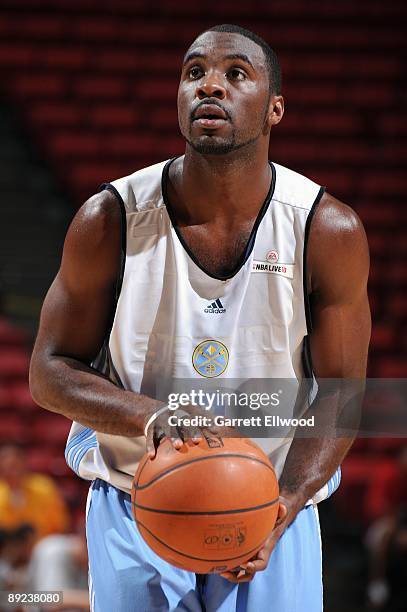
[73,436,98,473]
[65,427,92,457]
[65,427,97,476]
[327,466,341,497]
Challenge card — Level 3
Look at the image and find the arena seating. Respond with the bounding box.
[0,0,405,381]
[0,0,405,527]
[0,316,87,518]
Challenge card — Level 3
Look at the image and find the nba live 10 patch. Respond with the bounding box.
[252,250,295,279]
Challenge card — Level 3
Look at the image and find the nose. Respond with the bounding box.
[196,75,226,100]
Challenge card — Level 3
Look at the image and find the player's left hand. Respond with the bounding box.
[220,494,300,583]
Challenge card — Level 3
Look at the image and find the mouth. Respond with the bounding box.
[192,104,228,129]
[193,117,227,128]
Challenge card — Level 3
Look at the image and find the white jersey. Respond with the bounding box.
[65,158,339,502]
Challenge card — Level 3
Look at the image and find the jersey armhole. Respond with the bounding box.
[302,185,326,377]
[99,183,127,304]
[97,182,127,342]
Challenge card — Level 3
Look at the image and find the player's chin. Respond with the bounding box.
[188,134,236,156]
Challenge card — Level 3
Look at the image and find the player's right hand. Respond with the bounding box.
[144,405,238,456]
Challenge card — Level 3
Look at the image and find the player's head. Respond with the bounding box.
[178,24,284,156]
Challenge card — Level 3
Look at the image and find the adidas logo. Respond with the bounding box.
[204,298,226,314]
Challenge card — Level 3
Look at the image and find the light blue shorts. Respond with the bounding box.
[86,478,327,612]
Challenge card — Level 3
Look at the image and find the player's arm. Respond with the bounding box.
[221,192,371,583]
[278,192,371,502]
[30,191,218,450]
[29,190,160,438]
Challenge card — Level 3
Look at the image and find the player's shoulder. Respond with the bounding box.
[78,188,120,228]
[312,191,367,245]
[308,192,369,290]
[60,188,122,281]
[67,188,122,256]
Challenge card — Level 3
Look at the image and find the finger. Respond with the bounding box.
[219,571,237,582]
[191,431,203,444]
[147,426,166,458]
[239,562,256,575]
[178,424,202,444]
[170,426,183,449]
[219,569,254,583]
[171,437,183,449]
[245,557,267,572]
[275,501,288,526]
[146,432,156,458]
[153,428,166,451]
[236,571,255,582]
[246,542,275,572]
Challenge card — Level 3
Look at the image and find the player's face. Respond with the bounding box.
[178,32,272,155]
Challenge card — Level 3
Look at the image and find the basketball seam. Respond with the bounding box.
[134,453,276,490]
[136,519,270,564]
[132,497,279,516]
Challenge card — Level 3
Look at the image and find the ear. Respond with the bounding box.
[264,95,285,133]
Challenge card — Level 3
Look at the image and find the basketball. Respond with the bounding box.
[131,437,279,573]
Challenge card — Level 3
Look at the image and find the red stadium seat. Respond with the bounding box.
[73,76,126,98]
[50,133,101,156]
[389,294,407,319]
[368,438,406,454]
[58,476,88,506]
[9,382,39,414]
[42,47,88,69]
[361,172,406,196]
[28,103,82,127]
[134,79,178,101]
[30,414,71,446]
[90,105,138,128]
[377,358,407,377]
[28,447,71,476]
[0,349,29,378]
[354,205,401,226]
[0,43,34,66]
[379,115,407,135]
[0,415,26,441]
[0,386,11,410]
[11,74,66,98]
[370,324,395,351]
[0,319,27,346]
[367,232,388,254]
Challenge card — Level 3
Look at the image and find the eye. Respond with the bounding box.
[227,68,246,81]
[188,66,204,80]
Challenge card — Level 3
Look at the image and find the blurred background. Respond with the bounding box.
[0,0,406,610]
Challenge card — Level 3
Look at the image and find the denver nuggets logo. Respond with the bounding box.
[192,340,229,378]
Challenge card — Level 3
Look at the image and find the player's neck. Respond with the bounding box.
[170,146,271,225]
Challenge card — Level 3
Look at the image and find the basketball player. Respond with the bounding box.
[29,24,371,611]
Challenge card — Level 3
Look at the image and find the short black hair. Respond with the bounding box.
[204,24,281,95]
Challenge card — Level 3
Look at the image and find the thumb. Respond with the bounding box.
[145,428,156,458]
[275,501,288,527]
